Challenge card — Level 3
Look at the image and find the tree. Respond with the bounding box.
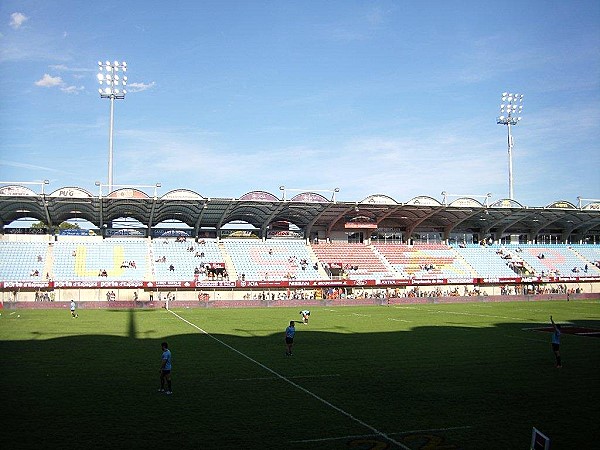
[31,221,80,230]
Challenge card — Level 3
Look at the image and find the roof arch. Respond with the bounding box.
[48,187,93,198]
[406,196,442,206]
[107,188,150,199]
[239,191,279,201]
[448,198,484,207]
[582,202,600,211]
[161,189,205,200]
[545,200,577,209]
[0,185,38,196]
[490,199,524,208]
[361,194,398,205]
[290,192,330,203]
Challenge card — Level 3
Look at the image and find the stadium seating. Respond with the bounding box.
[569,245,600,275]
[151,238,225,281]
[310,242,394,279]
[0,241,49,281]
[453,246,521,278]
[223,239,322,281]
[52,238,148,280]
[1,236,599,284]
[374,243,474,279]
[512,245,600,277]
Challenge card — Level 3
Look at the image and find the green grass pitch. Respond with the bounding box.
[1,300,599,449]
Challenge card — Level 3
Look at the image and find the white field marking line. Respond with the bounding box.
[521,324,575,330]
[352,313,371,317]
[234,374,340,381]
[168,310,410,450]
[9,311,17,315]
[505,334,548,343]
[387,318,412,323]
[290,425,472,443]
[425,309,534,322]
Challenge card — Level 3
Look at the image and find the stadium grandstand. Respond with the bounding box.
[1,184,599,305]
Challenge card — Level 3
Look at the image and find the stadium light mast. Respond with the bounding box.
[97,60,128,193]
[497,92,523,200]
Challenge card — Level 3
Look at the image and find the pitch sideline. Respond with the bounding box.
[167,309,411,450]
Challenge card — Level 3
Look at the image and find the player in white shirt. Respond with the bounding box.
[300,310,310,324]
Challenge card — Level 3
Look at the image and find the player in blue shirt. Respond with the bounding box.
[550,316,562,368]
[285,321,295,356]
[159,342,173,394]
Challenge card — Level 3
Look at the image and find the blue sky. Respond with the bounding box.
[0,0,599,207]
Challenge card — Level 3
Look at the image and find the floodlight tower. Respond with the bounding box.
[97,60,128,192]
[497,92,523,200]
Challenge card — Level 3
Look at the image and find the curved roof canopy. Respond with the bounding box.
[0,185,599,240]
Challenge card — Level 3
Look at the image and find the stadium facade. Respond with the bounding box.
[1,184,599,305]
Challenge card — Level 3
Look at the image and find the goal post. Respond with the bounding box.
[530,427,550,450]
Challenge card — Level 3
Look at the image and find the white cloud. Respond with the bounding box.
[127,81,156,93]
[34,73,84,94]
[60,85,84,94]
[49,64,92,73]
[0,159,63,173]
[10,12,28,29]
[35,74,63,87]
